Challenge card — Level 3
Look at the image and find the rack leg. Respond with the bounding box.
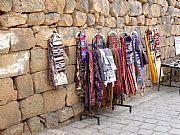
[80,113,100,125]
[158,65,162,91]
[170,67,172,87]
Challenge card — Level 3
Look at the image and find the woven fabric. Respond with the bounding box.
[107,35,120,48]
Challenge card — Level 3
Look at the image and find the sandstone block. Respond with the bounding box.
[151,18,158,25]
[73,11,87,26]
[44,13,60,25]
[57,27,79,46]
[35,27,56,48]
[130,17,138,26]
[101,0,109,16]
[64,46,77,65]
[32,70,54,94]
[27,12,45,26]
[98,15,105,26]
[58,107,74,122]
[1,123,23,135]
[57,14,73,26]
[119,1,131,17]
[20,94,43,120]
[14,74,33,99]
[75,0,89,13]
[124,15,131,25]
[142,3,151,17]
[64,0,76,13]
[150,4,161,17]
[0,13,27,28]
[0,101,21,130]
[161,24,172,36]
[170,46,175,58]
[129,1,142,17]
[10,28,35,52]
[43,87,66,113]
[87,13,95,26]
[105,16,116,28]
[161,47,165,60]
[164,47,170,59]
[0,51,30,79]
[171,25,180,35]
[174,17,180,25]
[42,0,58,13]
[23,123,31,135]
[138,0,148,3]
[110,0,120,17]
[12,0,45,13]
[0,31,11,54]
[167,0,176,6]
[40,112,59,128]
[0,0,12,12]
[89,0,102,13]
[72,102,84,116]
[84,28,98,44]
[0,78,17,106]
[117,17,124,29]
[175,1,180,9]
[66,65,76,84]
[30,48,48,73]
[57,0,66,13]
[27,117,44,133]
[137,15,145,25]
[145,18,152,26]
[66,83,79,106]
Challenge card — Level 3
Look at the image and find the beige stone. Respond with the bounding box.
[0,13,27,28]
[145,18,152,25]
[175,1,180,9]
[43,87,66,113]
[84,28,98,44]
[0,30,11,54]
[1,123,23,135]
[72,102,84,116]
[64,0,76,13]
[160,47,165,60]
[57,27,79,46]
[171,25,180,35]
[23,122,31,135]
[130,17,138,26]
[116,17,124,29]
[43,0,58,13]
[10,28,35,52]
[95,13,100,23]
[57,0,66,13]
[138,0,148,3]
[27,12,45,26]
[174,17,180,25]
[161,24,172,36]
[57,14,73,26]
[142,3,151,17]
[105,16,116,27]
[87,13,95,26]
[150,4,161,17]
[32,70,54,94]
[151,18,158,25]
[27,117,44,133]
[66,83,79,106]
[14,74,33,99]
[58,107,74,122]
[73,11,87,26]
[0,0,12,12]
[167,0,176,6]
[0,101,21,130]
[109,0,120,17]
[0,51,30,79]
[119,1,131,17]
[137,15,145,25]
[12,0,45,12]
[101,0,109,16]
[98,15,105,26]
[124,15,131,25]
[20,94,43,120]
[44,13,60,25]
[64,46,77,65]
[35,27,56,48]
[30,48,48,73]
[0,78,17,106]
[129,1,142,17]
[75,0,89,13]
[89,0,102,13]
[66,65,76,84]
[170,46,175,58]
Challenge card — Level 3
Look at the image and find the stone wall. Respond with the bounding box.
[0,0,179,134]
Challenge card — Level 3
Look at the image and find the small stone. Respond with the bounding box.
[87,13,95,26]
[151,18,158,25]
[27,12,45,26]
[73,11,87,26]
[167,0,176,6]
[89,0,102,13]
[150,4,161,17]
[44,13,60,25]
[75,0,89,13]
[110,0,120,17]
[101,0,109,16]
[0,0,12,12]
[0,101,21,130]
[119,1,131,16]
[105,16,116,27]
[14,74,33,99]
[130,17,138,26]
[98,15,105,26]
[42,0,58,13]
[0,13,27,28]
[129,1,142,16]
[20,94,43,120]
[64,0,76,13]
[58,107,74,122]
[1,123,23,135]
[43,87,66,113]
[137,15,145,25]
[124,15,131,25]
[66,65,76,83]
[57,0,66,13]
[72,102,84,116]
[27,117,44,133]
[117,17,124,29]
[57,14,73,26]
[0,30,11,54]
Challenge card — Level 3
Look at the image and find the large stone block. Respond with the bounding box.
[27,12,45,26]
[0,0,12,12]
[0,51,30,79]
[110,0,120,17]
[43,87,66,113]
[57,27,79,46]
[30,48,48,73]
[137,15,145,25]
[64,0,76,13]
[42,0,58,13]
[87,13,95,26]
[150,4,161,17]
[119,1,131,17]
[57,0,66,13]
[72,102,84,116]
[117,17,124,29]
[0,78,17,106]
[105,16,116,28]
[20,94,43,120]
[0,30,11,54]
[73,11,87,26]
[89,0,102,13]
[0,101,21,130]
[12,0,45,13]
[35,27,56,48]
[64,46,77,65]
[171,25,180,35]
[44,13,60,25]
[27,117,44,133]
[66,83,79,106]
[75,0,89,13]
[57,14,73,26]
[66,65,76,84]
[101,0,109,16]
[129,1,142,17]
[1,123,23,135]
[32,70,54,94]
[14,74,33,99]
[0,13,27,28]
[58,107,74,122]
[10,28,35,52]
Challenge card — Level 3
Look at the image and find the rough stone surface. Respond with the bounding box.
[27,12,45,26]
[150,4,161,17]
[20,94,43,120]
[0,0,12,12]
[0,101,21,130]
[0,51,30,79]
[43,87,66,113]
[117,17,124,29]
[23,122,31,135]
[1,123,23,135]
[14,74,33,99]
[32,70,54,94]
[64,46,77,65]
[64,0,76,13]
[129,1,142,16]
[87,13,95,26]
[30,48,48,73]
[57,14,73,26]
[73,11,87,26]
[72,102,84,116]
[75,0,89,13]
[89,0,102,13]
[0,30,11,54]
[56,0,66,13]
[58,107,74,122]
[44,13,60,25]
[42,0,58,13]
[0,13,27,28]
[66,65,76,84]
[27,117,44,133]
[105,16,116,27]
[101,0,109,16]
[110,0,120,17]
[119,1,131,16]
[10,28,35,52]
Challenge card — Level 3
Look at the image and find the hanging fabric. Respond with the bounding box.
[107,32,120,48]
[92,33,107,49]
[48,32,68,86]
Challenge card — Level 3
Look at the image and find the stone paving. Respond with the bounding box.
[39,86,180,135]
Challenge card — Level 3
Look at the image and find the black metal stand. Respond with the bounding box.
[80,112,100,125]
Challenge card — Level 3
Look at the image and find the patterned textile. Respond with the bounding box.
[92,34,107,49]
[107,34,120,48]
[48,32,68,86]
[153,29,161,58]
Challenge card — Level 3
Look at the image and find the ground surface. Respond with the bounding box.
[39,86,180,135]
